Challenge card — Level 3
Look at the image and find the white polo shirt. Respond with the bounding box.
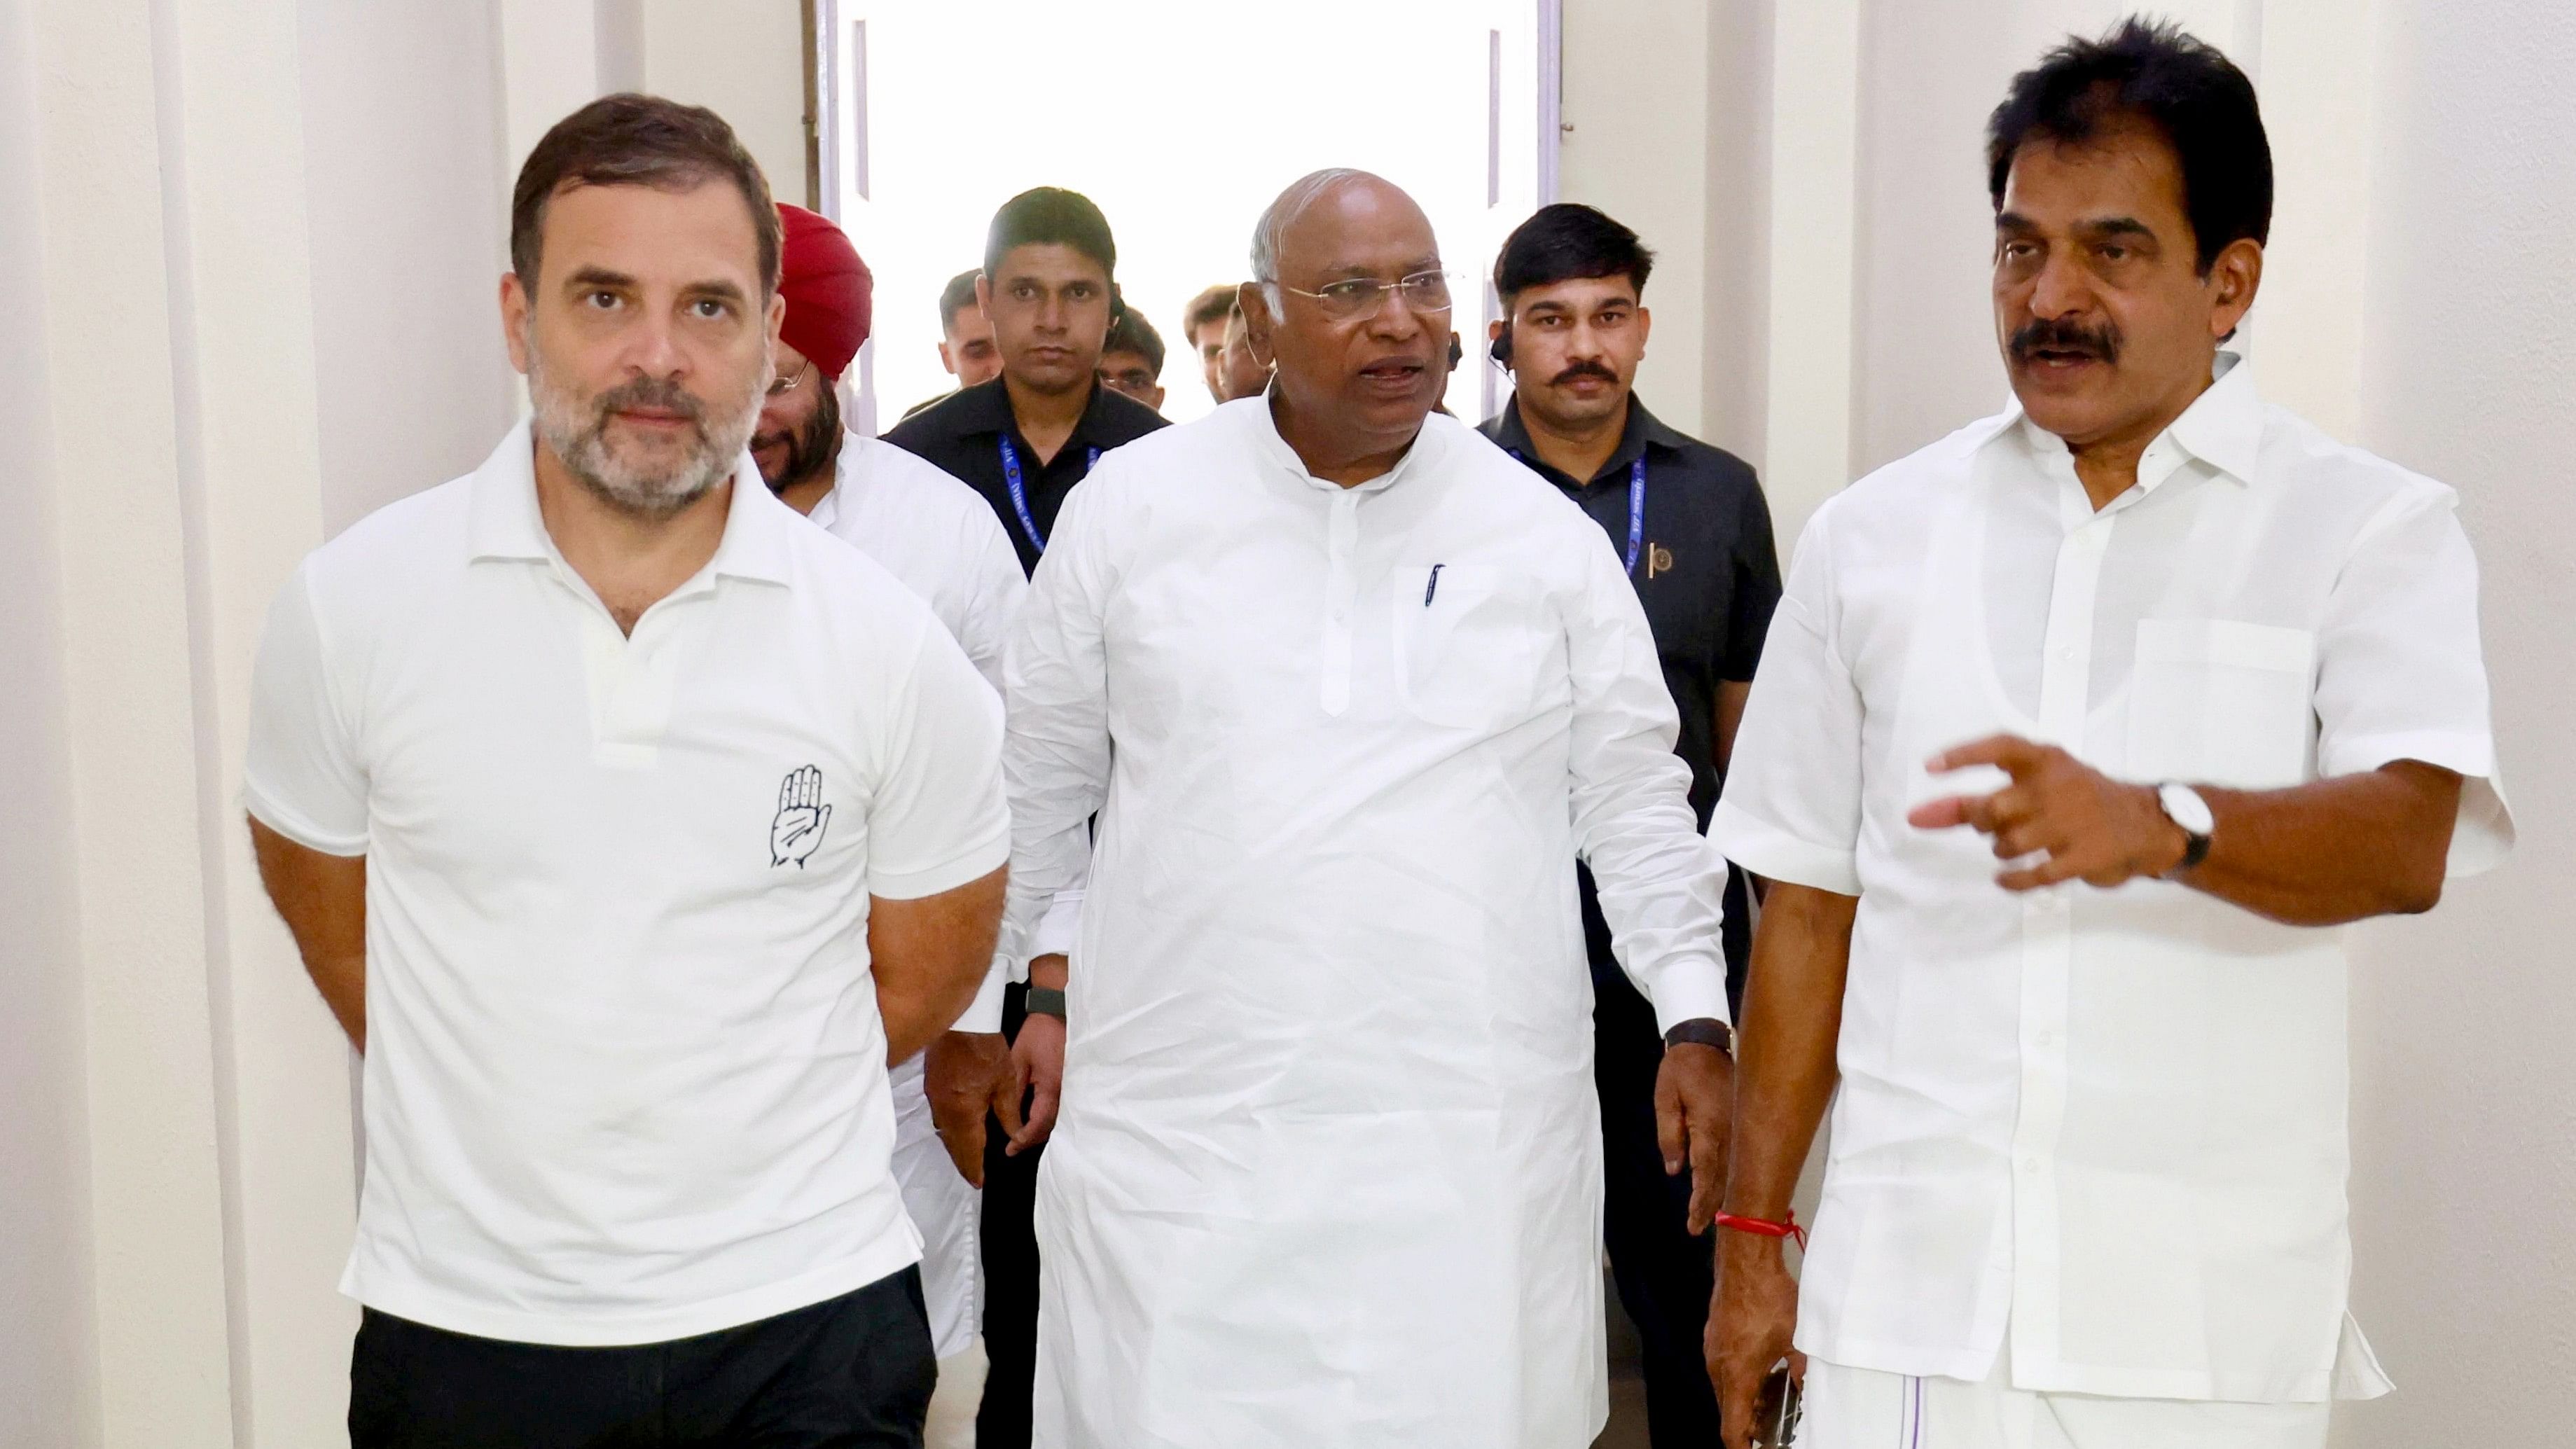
[244,421,1011,1346]
[1712,356,2512,1401]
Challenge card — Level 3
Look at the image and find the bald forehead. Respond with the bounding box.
[1275,176,1439,282]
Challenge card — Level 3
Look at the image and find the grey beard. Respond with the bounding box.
[527,347,767,519]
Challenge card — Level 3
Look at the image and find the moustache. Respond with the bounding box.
[1550,361,1619,387]
[2009,317,2121,366]
[593,375,707,435]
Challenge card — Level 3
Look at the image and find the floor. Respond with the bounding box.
[1593,1269,1652,1449]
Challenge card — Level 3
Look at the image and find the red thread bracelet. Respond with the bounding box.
[1712,1211,1808,1250]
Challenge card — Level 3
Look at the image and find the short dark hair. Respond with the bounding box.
[939,270,983,333]
[1103,308,1165,376]
[1986,18,2271,274]
[983,187,1117,284]
[511,93,780,293]
[1492,204,1656,306]
[1182,284,1239,340]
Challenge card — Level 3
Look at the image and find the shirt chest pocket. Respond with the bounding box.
[2126,618,2318,789]
[1390,564,1545,730]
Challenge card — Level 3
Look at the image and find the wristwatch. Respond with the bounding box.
[1025,986,1068,1020]
[2155,782,2215,875]
[1663,1017,1736,1058]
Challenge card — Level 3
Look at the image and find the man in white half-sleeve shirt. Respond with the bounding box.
[1706,23,2514,1449]
[752,200,1034,1449]
[243,96,1009,1449]
[1000,169,1734,1448]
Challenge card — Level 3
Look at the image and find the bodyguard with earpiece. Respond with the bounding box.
[1476,202,1784,1449]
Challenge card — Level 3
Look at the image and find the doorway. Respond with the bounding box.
[813,0,1556,429]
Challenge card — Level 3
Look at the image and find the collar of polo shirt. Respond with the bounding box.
[466,422,796,588]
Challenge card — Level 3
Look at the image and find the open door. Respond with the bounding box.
[812,0,1558,427]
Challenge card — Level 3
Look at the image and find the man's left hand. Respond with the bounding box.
[924,1031,1011,1186]
[1654,1041,1733,1233]
[1908,734,2185,890]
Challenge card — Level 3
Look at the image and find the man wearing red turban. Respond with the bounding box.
[753,203,870,511]
[757,202,1044,1449]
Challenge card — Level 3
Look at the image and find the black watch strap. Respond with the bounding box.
[2177,829,2213,872]
[1663,1017,1735,1056]
[1025,985,1068,1020]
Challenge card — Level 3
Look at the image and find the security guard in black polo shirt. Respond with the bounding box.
[880,186,1164,1449]
[1480,204,1782,1449]
[884,187,1167,577]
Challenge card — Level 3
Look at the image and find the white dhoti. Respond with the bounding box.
[1801,1353,2332,1449]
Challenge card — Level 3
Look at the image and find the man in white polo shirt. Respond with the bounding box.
[1706,22,2513,1449]
[244,95,1009,1448]
[752,200,1036,1449]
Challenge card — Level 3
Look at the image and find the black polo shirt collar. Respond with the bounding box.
[1482,393,1689,492]
[880,368,1170,577]
[938,374,1156,458]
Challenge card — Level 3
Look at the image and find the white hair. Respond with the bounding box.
[1248,167,1378,313]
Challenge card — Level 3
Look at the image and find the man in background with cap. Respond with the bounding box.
[757,203,1040,1449]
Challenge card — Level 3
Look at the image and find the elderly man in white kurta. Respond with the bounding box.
[1707,24,2514,1449]
[999,170,1737,1448]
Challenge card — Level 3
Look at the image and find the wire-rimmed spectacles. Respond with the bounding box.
[1274,270,1457,322]
[766,360,812,398]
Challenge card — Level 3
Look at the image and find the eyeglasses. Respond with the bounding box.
[766,361,811,398]
[1275,270,1457,323]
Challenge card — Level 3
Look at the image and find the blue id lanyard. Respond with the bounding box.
[997,436,1101,555]
[1514,451,1648,577]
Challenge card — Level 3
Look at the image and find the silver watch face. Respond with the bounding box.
[2159,782,2215,836]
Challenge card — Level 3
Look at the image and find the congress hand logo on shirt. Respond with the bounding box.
[770,765,832,868]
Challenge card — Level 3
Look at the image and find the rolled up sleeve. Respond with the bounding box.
[2313,485,2514,875]
[1710,506,1865,896]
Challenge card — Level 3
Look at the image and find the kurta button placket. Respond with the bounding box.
[1321,490,1359,716]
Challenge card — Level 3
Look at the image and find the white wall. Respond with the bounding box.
[2337,1,2576,1443]
[297,0,519,532]
[1558,0,1719,443]
[640,0,810,207]
[0,1,103,1443]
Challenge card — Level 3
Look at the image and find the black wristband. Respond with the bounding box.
[1663,1017,1735,1056]
[1025,985,1068,1020]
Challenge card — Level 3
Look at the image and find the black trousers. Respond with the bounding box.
[348,1267,934,1449]
[975,980,1045,1449]
[1586,861,1752,1448]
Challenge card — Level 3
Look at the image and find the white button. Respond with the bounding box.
[2054,644,2077,660]
[2019,1155,2042,1175]
[2033,1028,2058,1049]
[1332,609,1348,625]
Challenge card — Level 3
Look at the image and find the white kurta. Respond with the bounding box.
[809,431,1027,1360]
[1712,356,2513,1403]
[1002,398,1730,1448]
